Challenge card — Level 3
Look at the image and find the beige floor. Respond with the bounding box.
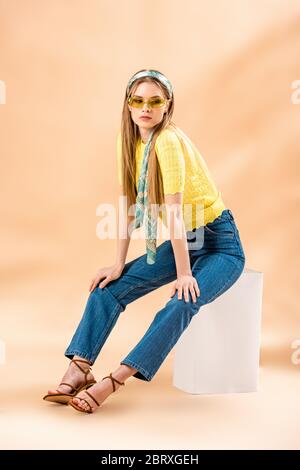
[1,274,299,450]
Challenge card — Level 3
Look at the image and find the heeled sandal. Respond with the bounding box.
[68,372,125,414]
[43,358,97,405]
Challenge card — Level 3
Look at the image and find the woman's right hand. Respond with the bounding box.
[89,263,125,293]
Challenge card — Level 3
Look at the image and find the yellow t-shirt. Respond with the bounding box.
[116,125,227,231]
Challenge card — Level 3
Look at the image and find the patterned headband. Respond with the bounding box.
[126,70,173,98]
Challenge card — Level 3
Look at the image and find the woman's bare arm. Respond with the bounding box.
[164,192,191,276]
[115,211,135,267]
[164,192,200,302]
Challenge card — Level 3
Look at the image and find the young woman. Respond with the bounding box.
[43,69,246,414]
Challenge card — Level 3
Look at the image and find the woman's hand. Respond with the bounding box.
[89,263,125,293]
[170,274,201,303]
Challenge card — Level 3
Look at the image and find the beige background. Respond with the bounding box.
[0,0,299,450]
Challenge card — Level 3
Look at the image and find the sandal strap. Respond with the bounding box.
[70,359,92,385]
[101,372,125,392]
[75,397,93,413]
[84,390,100,407]
[58,359,93,392]
[58,382,75,393]
[70,358,92,373]
[73,390,100,412]
[58,382,81,393]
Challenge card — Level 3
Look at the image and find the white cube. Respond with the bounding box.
[173,268,263,394]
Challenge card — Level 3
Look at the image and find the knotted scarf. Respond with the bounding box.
[133,130,159,264]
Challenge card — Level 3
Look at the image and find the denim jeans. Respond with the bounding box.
[64,209,246,382]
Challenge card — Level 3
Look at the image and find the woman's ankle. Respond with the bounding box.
[72,355,92,365]
[110,364,138,383]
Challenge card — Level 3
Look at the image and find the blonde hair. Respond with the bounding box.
[119,68,178,211]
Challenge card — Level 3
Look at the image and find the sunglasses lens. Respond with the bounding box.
[130,97,144,108]
[150,98,165,108]
[129,96,166,108]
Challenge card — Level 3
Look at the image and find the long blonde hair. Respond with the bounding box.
[119,68,177,211]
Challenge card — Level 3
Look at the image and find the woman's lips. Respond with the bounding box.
[140,116,152,120]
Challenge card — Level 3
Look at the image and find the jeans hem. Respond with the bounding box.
[64,349,95,365]
[120,359,152,382]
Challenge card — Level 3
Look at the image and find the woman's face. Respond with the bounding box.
[128,82,169,134]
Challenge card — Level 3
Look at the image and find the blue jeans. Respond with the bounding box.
[64,209,246,381]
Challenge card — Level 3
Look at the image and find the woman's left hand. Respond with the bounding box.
[170,274,201,303]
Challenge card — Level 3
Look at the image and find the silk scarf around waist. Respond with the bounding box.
[133,129,158,264]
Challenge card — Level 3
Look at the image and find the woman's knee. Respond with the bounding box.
[164,294,201,317]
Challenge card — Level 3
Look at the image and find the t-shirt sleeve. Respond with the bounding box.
[155,130,185,194]
[116,130,122,186]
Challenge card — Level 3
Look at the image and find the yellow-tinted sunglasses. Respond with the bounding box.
[128,95,171,109]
